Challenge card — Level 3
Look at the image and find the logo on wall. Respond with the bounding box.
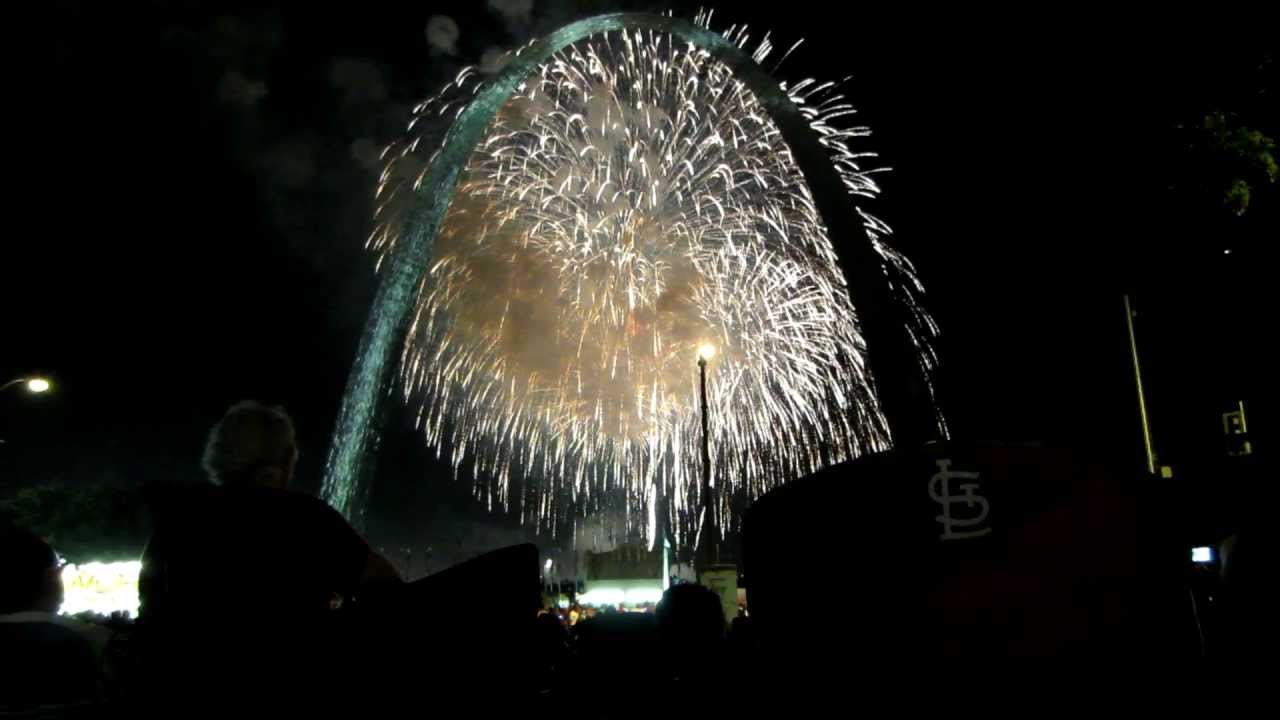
[929,459,991,541]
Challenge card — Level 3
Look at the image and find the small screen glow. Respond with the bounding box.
[60,561,141,617]
[1191,546,1213,564]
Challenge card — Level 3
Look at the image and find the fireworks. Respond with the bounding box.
[352,14,936,546]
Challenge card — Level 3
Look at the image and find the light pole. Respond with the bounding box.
[2,376,52,394]
[1,376,52,445]
[1123,296,1157,476]
[696,343,715,576]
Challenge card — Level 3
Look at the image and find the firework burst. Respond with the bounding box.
[368,14,937,546]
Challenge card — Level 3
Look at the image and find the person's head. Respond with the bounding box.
[202,401,298,489]
[656,584,725,651]
[0,528,64,614]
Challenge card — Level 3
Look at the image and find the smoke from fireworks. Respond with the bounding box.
[371,15,936,546]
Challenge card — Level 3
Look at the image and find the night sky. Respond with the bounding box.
[3,2,1272,561]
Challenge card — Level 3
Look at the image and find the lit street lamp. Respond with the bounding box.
[2,376,52,394]
[1,376,52,446]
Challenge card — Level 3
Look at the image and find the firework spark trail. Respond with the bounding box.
[369,16,937,546]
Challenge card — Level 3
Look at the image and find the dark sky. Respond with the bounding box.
[3,1,1272,558]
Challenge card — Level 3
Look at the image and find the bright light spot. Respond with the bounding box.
[624,588,663,605]
[578,581,664,607]
[697,343,716,361]
[1223,248,1232,255]
[1191,546,1213,564]
[60,561,141,617]
[544,558,554,571]
[26,378,51,393]
[578,588,625,606]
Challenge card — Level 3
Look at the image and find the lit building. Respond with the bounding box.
[576,541,671,608]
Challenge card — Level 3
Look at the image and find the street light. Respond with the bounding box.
[2,376,53,394]
[0,376,51,445]
[696,343,715,575]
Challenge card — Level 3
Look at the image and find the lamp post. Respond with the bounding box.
[696,343,715,576]
[2,377,52,394]
[1,376,52,445]
[693,343,739,626]
[1123,296,1157,476]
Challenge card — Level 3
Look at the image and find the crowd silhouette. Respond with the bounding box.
[2,401,1271,713]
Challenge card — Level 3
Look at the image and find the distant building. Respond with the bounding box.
[577,540,670,607]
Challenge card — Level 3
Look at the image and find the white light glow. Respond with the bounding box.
[578,581,665,607]
[26,378,51,393]
[624,588,663,605]
[577,588,625,607]
[1191,546,1213,564]
[60,561,141,617]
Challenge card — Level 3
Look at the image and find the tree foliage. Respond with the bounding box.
[1171,52,1276,219]
[0,483,148,563]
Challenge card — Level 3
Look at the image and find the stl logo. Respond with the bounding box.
[929,459,991,541]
